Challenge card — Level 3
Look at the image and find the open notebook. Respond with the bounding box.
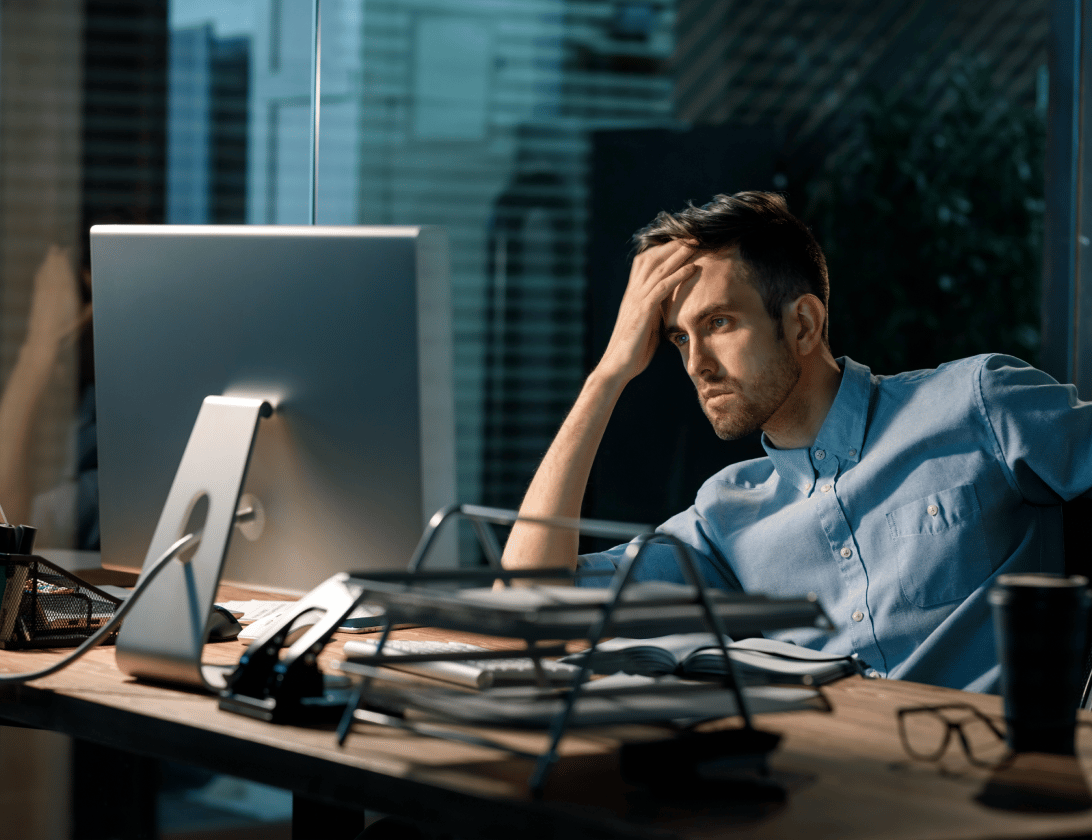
[562,634,866,686]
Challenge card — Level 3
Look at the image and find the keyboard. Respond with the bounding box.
[342,638,581,689]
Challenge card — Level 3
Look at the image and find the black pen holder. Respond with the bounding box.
[0,553,123,649]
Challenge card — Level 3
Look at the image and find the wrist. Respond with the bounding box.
[585,363,632,396]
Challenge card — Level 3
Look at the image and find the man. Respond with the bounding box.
[501,190,1092,693]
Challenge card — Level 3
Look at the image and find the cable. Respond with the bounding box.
[0,530,201,684]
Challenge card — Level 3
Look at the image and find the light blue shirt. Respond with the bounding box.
[579,355,1092,692]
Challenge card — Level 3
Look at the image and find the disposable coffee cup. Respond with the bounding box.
[989,573,1092,755]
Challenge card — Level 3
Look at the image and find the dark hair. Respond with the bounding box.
[633,191,829,342]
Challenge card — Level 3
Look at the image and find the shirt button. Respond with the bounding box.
[852,610,864,622]
[866,669,881,678]
[814,450,826,460]
[849,448,857,457]
[821,484,832,493]
[840,547,852,558]
[927,504,939,516]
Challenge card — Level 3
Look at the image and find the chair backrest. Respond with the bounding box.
[1065,498,1092,582]
[1062,498,1092,710]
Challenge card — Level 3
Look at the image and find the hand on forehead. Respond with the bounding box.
[659,245,746,323]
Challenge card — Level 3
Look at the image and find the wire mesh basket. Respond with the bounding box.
[0,554,123,649]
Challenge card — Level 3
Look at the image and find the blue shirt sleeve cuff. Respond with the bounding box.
[575,553,617,587]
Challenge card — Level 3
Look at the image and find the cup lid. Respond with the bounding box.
[995,573,1088,588]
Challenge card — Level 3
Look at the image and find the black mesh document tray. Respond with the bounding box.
[340,576,829,642]
[0,554,123,649]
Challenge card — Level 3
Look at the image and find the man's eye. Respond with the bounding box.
[712,317,730,328]
[671,333,688,346]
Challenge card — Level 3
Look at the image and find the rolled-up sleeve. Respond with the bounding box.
[976,355,1092,504]
[577,502,743,591]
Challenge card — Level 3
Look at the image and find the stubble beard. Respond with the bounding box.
[698,345,802,441]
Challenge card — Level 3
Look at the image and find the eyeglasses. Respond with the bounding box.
[897,704,1011,768]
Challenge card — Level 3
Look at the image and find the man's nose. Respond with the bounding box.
[686,340,716,379]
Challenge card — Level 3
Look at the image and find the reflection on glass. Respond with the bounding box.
[0,247,93,548]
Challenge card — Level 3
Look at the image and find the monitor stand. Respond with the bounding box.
[115,396,272,691]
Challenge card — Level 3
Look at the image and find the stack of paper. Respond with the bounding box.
[562,634,864,686]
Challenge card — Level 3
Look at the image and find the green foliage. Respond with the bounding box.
[805,62,1045,374]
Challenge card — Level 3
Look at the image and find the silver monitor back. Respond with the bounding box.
[91,225,456,594]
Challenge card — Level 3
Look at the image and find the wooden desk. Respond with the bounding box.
[1,589,1091,840]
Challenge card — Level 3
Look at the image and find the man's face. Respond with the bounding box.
[661,248,801,441]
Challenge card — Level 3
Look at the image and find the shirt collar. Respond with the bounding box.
[761,357,872,494]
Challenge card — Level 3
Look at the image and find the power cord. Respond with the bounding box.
[0,529,201,684]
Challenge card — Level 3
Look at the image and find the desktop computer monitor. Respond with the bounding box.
[90,225,456,596]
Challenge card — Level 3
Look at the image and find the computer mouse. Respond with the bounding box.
[205,605,243,642]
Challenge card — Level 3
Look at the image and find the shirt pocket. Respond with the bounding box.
[886,484,992,608]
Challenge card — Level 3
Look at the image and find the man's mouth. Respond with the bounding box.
[701,391,735,407]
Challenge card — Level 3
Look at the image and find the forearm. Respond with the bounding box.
[501,238,697,575]
[502,369,627,572]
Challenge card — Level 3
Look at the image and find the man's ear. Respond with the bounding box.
[784,294,826,355]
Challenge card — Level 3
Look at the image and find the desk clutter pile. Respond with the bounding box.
[211,507,848,795]
[323,575,841,792]
[1,506,857,800]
